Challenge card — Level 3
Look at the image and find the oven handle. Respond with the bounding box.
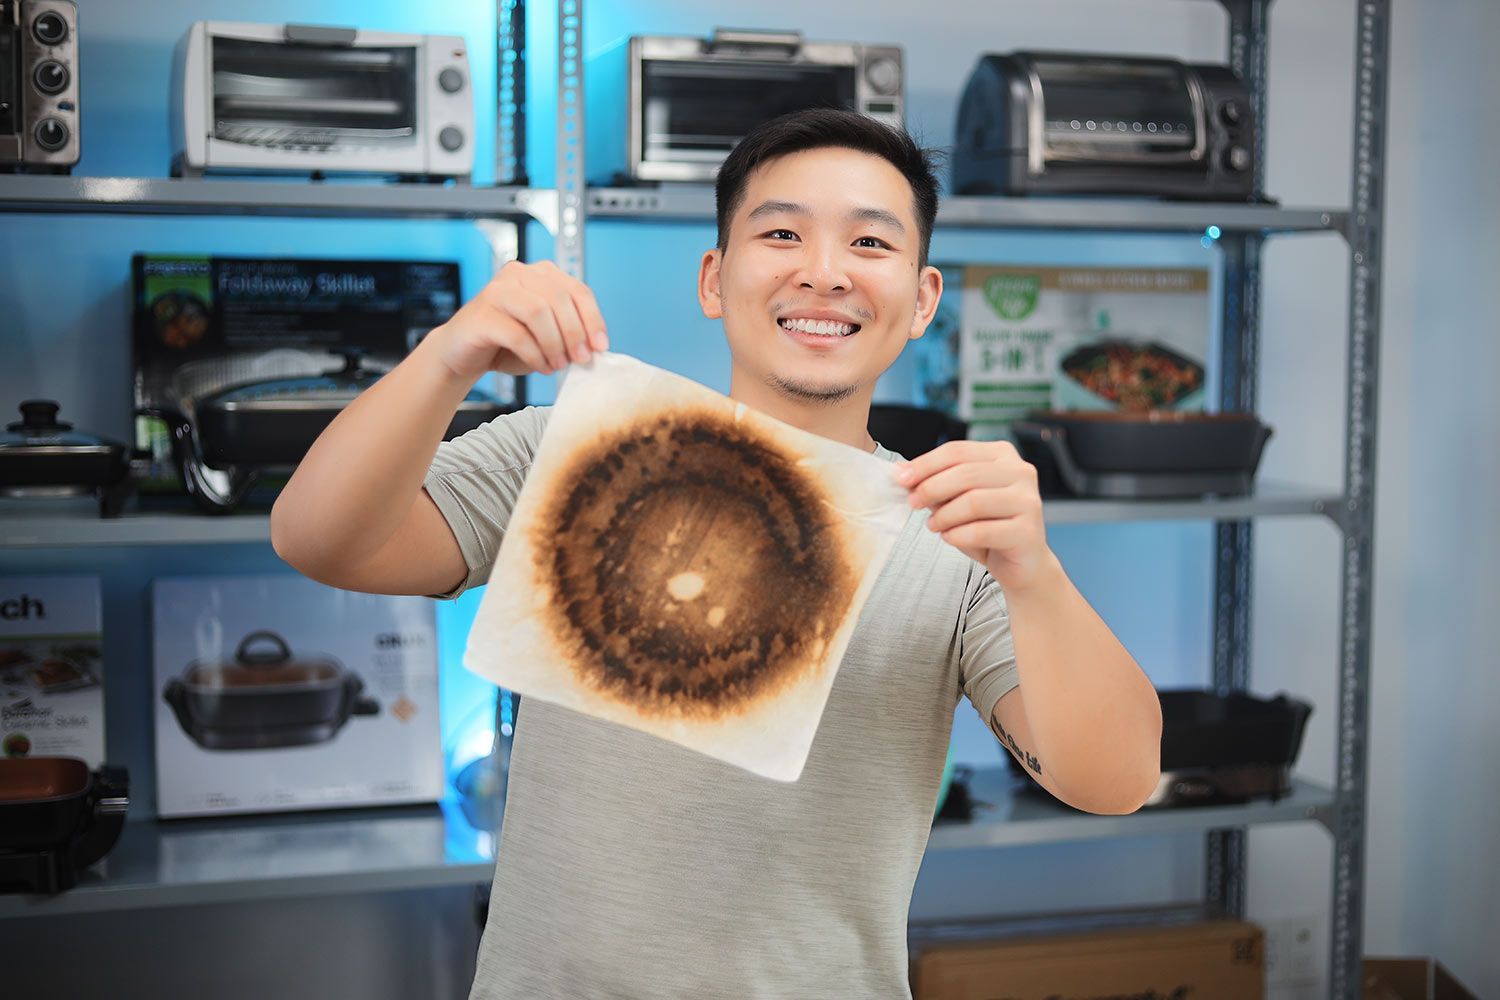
[708,28,803,56]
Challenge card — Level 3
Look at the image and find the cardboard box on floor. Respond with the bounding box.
[1362,957,1479,1000]
[912,919,1263,1000]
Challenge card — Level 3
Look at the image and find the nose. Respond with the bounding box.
[795,241,850,294]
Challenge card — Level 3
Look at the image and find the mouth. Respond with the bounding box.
[777,316,861,339]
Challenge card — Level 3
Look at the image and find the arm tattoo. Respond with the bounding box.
[995,720,1042,775]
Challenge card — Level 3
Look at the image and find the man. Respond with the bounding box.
[271,108,1161,999]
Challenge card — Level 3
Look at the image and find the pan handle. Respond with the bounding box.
[137,406,260,516]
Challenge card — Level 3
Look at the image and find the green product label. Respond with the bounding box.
[983,273,1041,321]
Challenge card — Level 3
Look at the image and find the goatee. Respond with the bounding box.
[764,373,859,405]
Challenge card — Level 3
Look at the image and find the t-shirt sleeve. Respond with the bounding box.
[421,405,551,600]
[959,565,1020,738]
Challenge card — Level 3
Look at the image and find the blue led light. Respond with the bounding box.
[1207,225,1222,240]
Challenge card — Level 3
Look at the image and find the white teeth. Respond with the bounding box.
[780,317,856,337]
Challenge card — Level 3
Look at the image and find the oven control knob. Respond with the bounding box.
[1219,100,1245,127]
[864,57,901,97]
[34,60,70,96]
[33,10,68,45]
[1222,145,1252,172]
[439,68,466,94]
[35,117,69,152]
[439,126,465,152]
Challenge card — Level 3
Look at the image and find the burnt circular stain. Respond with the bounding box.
[532,409,856,721]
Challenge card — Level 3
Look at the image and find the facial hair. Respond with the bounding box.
[764,372,860,405]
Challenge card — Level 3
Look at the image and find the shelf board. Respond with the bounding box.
[927,768,1336,852]
[0,483,1344,550]
[588,186,1347,238]
[1043,481,1345,526]
[0,767,1335,918]
[0,175,556,226]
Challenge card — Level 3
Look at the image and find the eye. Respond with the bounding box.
[764,229,799,242]
[853,236,892,250]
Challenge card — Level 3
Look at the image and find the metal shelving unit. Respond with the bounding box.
[0,3,1388,998]
[0,481,1345,549]
[0,766,1336,920]
[590,184,1348,237]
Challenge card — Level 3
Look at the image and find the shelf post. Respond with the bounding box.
[1328,2,1390,997]
[556,0,585,278]
[1206,0,1271,924]
[496,0,527,186]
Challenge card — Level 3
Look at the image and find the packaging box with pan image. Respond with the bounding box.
[0,576,105,769]
[152,575,442,818]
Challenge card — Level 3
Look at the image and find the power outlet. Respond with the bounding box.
[1264,916,1321,989]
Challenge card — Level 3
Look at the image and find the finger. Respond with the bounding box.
[547,285,592,365]
[502,289,568,372]
[492,316,551,374]
[908,461,1008,510]
[938,517,1028,555]
[569,279,609,352]
[925,485,1036,534]
[896,439,1018,488]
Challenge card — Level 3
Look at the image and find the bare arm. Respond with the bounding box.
[996,552,1162,815]
[271,260,607,596]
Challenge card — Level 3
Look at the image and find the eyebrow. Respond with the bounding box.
[744,199,908,236]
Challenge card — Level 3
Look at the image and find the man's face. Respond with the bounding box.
[699,146,942,406]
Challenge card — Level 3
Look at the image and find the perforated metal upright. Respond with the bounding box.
[1207,3,1389,998]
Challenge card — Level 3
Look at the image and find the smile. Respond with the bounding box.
[778,317,859,338]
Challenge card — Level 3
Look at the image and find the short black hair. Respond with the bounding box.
[714,107,940,268]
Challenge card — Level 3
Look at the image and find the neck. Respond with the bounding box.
[728,367,880,454]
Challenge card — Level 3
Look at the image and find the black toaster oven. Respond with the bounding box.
[0,0,78,173]
[953,52,1256,201]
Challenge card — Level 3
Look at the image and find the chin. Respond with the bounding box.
[765,371,862,405]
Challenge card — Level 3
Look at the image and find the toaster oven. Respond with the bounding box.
[171,21,474,181]
[953,52,1256,201]
[0,0,79,173]
[588,29,903,184]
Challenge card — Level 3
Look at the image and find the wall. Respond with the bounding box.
[3,0,1495,997]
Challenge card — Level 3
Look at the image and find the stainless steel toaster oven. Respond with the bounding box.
[953,52,1257,201]
[0,0,79,173]
[172,21,474,181]
[588,28,904,184]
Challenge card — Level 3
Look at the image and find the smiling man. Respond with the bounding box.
[272,108,1162,1000]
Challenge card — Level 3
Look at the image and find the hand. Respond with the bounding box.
[427,259,608,381]
[896,440,1053,593]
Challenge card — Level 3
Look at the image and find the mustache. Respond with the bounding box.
[769,300,874,323]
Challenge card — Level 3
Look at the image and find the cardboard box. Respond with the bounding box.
[912,919,1263,1000]
[0,576,106,767]
[1363,957,1479,1000]
[917,264,1212,440]
[130,254,475,494]
[152,575,443,817]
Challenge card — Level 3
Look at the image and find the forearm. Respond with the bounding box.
[1004,551,1162,813]
[270,330,475,573]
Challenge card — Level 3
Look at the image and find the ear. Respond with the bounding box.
[908,265,944,342]
[698,248,724,320]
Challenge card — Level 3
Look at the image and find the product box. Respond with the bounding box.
[918,265,1212,439]
[152,575,443,818]
[0,576,106,767]
[911,918,1264,1000]
[1362,957,1479,1000]
[130,254,475,493]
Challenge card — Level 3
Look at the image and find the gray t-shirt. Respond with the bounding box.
[424,406,1019,1000]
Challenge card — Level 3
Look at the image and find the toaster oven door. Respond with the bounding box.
[634,56,856,182]
[210,37,417,149]
[1027,57,1205,172]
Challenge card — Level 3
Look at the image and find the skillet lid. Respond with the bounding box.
[183,630,342,688]
[201,348,506,412]
[1,401,127,452]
